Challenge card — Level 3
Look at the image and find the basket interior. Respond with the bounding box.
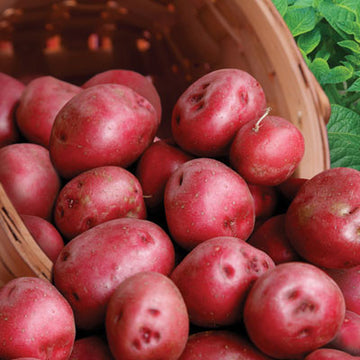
[0,1,330,169]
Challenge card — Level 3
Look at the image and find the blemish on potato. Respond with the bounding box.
[296,327,312,339]
[61,251,70,262]
[148,308,160,317]
[222,264,235,279]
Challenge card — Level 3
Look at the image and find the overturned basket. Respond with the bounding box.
[0,0,331,286]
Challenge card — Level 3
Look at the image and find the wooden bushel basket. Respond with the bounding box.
[0,0,331,286]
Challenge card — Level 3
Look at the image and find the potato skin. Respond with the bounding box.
[0,142,61,219]
[53,218,175,330]
[304,348,360,360]
[243,262,346,359]
[21,214,64,263]
[285,167,360,269]
[164,158,255,250]
[54,165,146,239]
[229,115,305,186]
[135,139,193,211]
[69,335,114,360]
[171,68,266,157]
[170,236,275,327]
[16,76,81,148]
[82,69,162,125]
[248,214,300,265]
[106,271,189,360]
[325,266,360,316]
[0,277,76,360]
[49,83,158,179]
[178,330,273,360]
[327,310,360,356]
[0,72,24,147]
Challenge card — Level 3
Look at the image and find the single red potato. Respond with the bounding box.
[53,218,175,330]
[243,262,346,359]
[54,166,146,239]
[248,183,279,221]
[135,139,193,211]
[304,348,360,360]
[16,76,81,148]
[324,266,360,316]
[0,72,24,147]
[327,310,360,356]
[0,277,76,360]
[178,330,273,360]
[69,335,114,360]
[0,143,61,219]
[170,236,275,327]
[82,69,162,124]
[21,214,64,263]
[285,167,360,269]
[164,157,255,250]
[171,68,266,157]
[49,83,158,179]
[106,271,189,360]
[230,114,305,186]
[247,214,301,265]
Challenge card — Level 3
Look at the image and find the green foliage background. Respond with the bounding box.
[272,0,360,170]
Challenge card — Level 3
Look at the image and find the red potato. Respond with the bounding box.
[243,262,346,359]
[16,76,81,148]
[106,271,189,360]
[54,165,146,240]
[247,214,301,265]
[285,167,360,269]
[178,330,273,360]
[170,236,275,327]
[304,348,360,360]
[327,310,360,356]
[164,157,255,250]
[229,114,305,186]
[0,73,25,147]
[69,336,114,360]
[0,143,61,219]
[248,183,279,221]
[82,69,162,125]
[171,68,266,157]
[20,214,64,263]
[53,218,175,330]
[135,139,193,211]
[324,266,360,316]
[49,83,158,179]
[0,277,76,360]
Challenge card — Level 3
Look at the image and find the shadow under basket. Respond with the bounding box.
[0,0,331,286]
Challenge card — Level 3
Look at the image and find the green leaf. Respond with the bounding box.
[318,0,360,41]
[297,28,321,54]
[272,0,288,17]
[310,57,353,84]
[284,7,316,36]
[345,54,360,66]
[347,78,360,91]
[327,104,360,170]
[338,40,360,54]
[289,0,314,9]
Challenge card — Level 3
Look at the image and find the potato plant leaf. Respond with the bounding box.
[297,28,322,55]
[284,7,316,37]
[309,58,353,84]
[271,0,360,170]
[272,0,288,17]
[327,104,360,170]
